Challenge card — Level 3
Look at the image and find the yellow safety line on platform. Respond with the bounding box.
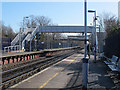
[39,73,59,89]
[72,54,80,62]
[61,54,80,71]
[39,54,80,89]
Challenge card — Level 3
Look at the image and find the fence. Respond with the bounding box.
[3,45,22,53]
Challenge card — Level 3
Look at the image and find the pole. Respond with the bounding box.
[94,11,97,63]
[35,36,37,51]
[82,0,89,89]
[84,0,87,58]
[99,25,100,58]
[30,34,32,52]
[89,36,90,59]
[23,17,25,32]
[23,17,29,32]
[19,28,22,50]
[30,39,31,52]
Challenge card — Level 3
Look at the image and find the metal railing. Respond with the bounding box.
[11,34,20,46]
[11,28,33,46]
[1,46,81,65]
[22,34,31,49]
[30,26,39,40]
[3,45,21,53]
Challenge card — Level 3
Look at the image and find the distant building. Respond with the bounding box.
[118,1,120,21]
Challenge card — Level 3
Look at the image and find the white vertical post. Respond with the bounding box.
[82,0,89,89]
[19,28,22,50]
[18,45,19,51]
[4,47,6,53]
[98,25,100,58]
[23,17,25,32]
[94,11,97,62]
[8,47,9,53]
[89,36,91,59]
[30,33,32,52]
[30,39,31,52]
[88,10,97,62]
[84,0,87,58]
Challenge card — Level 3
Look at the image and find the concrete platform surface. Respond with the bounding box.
[10,50,116,89]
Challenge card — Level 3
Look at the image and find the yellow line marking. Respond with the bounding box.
[61,54,80,71]
[39,54,80,89]
[70,54,80,63]
[39,73,59,89]
[70,60,74,62]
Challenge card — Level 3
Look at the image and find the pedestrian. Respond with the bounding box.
[87,44,90,58]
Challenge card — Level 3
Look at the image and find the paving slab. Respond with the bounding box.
[9,50,116,89]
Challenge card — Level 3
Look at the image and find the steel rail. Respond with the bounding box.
[1,50,76,89]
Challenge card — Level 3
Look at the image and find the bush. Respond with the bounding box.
[104,29,120,58]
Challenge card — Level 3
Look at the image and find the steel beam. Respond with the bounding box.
[39,26,94,33]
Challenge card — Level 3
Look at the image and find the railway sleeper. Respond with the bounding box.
[2,52,63,72]
[2,57,55,76]
[2,57,46,71]
[1,51,75,89]
[3,59,56,81]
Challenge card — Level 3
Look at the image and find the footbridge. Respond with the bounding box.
[10,26,95,52]
[39,26,94,33]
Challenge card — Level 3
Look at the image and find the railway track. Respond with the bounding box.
[2,50,64,71]
[1,49,79,89]
[2,57,46,71]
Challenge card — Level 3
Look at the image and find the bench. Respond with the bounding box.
[108,59,120,72]
[104,55,118,65]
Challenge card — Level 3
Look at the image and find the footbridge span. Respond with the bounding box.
[10,26,95,52]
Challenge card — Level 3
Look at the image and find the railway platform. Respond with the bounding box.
[10,49,116,89]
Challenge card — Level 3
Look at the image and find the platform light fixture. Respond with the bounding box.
[88,10,97,63]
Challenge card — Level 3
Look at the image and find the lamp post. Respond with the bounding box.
[23,16,29,32]
[89,35,91,59]
[22,16,29,50]
[30,39,32,52]
[96,16,102,58]
[88,10,97,63]
[98,25,101,58]
[82,0,89,89]
[19,28,22,50]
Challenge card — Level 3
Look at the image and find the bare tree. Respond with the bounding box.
[98,13,119,37]
[1,22,16,40]
[22,15,67,49]
[36,16,52,26]
[25,15,37,28]
[104,16,119,37]
[24,15,52,28]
